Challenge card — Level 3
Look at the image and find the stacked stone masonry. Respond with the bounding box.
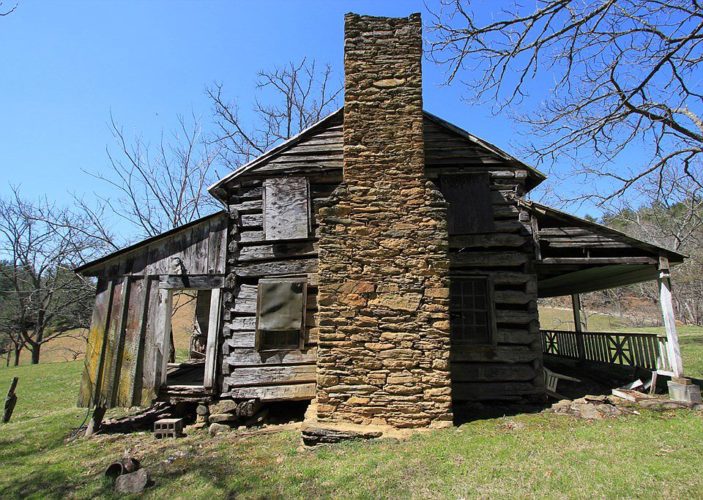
[315,14,454,428]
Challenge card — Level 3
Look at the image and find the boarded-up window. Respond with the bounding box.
[256,278,307,350]
[263,177,310,240]
[440,174,495,234]
[449,276,495,345]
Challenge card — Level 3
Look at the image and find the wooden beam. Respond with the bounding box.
[571,293,586,361]
[153,288,173,389]
[159,275,225,289]
[658,257,684,377]
[203,288,222,390]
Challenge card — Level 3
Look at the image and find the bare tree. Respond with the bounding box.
[207,58,341,171]
[429,0,703,204]
[0,1,17,16]
[0,188,108,364]
[88,113,220,240]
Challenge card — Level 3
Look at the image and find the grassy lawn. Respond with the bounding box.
[0,359,702,498]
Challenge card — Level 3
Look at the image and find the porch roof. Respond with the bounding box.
[520,200,685,298]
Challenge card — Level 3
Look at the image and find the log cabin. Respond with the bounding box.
[75,13,692,432]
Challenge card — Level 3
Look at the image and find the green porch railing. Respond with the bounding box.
[541,329,672,373]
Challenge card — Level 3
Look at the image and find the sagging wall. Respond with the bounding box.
[316,14,453,428]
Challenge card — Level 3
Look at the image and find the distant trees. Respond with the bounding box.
[429,0,703,203]
[0,189,108,364]
[604,175,703,325]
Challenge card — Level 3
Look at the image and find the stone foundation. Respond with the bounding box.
[315,13,453,429]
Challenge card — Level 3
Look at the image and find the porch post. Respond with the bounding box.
[571,294,586,361]
[657,257,684,378]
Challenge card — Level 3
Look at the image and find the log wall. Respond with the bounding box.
[220,110,545,405]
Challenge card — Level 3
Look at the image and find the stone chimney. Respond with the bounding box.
[316,13,453,429]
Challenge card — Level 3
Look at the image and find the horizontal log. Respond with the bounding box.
[494,290,534,305]
[234,259,318,277]
[225,347,318,367]
[232,284,257,313]
[450,346,540,363]
[236,242,318,262]
[228,317,256,331]
[450,252,529,268]
[449,233,527,249]
[450,271,536,286]
[540,257,658,265]
[224,328,319,350]
[159,275,224,289]
[495,328,540,345]
[221,383,316,402]
[495,310,539,325]
[452,381,541,401]
[450,363,536,382]
[224,364,317,387]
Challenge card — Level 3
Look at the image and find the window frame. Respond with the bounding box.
[255,276,308,352]
[448,275,497,347]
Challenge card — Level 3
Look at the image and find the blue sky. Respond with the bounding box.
[1,0,601,231]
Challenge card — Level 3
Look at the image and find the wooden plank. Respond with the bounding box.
[203,288,222,390]
[450,252,529,268]
[159,275,225,289]
[128,276,151,406]
[234,258,318,277]
[224,348,317,368]
[222,383,316,401]
[450,363,536,382]
[237,241,318,262]
[106,276,131,406]
[452,381,541,401]
[228,316,257,331]
[224,364,316,387]
[263,177,310,240]
[152,288,173,389]
[78,278,114,407]
[449,233,527,249]
[450,346,539,363]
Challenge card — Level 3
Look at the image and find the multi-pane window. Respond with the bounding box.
[449,277,495,345]
[256,278,307,351]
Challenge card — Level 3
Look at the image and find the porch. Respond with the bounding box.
[522,200,697,401]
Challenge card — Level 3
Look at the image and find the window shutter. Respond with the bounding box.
[263,177,310,240]
[256,278,307,350]
[440,174,495,234]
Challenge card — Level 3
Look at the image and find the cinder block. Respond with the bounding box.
[668,381,702,403]
[154,418,184,438]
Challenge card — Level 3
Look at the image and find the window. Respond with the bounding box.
[439,174,495,235]
[256,278,307,351]
[263,177,310,241]
[449,276,495,345]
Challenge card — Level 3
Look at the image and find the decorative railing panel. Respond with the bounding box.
[541,329,670,372]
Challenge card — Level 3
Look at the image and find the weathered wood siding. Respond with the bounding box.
[77,213,228,408]
[220,113,343,401]
[220,112,545,404]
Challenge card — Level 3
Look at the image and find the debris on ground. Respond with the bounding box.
[114,468,151,494]
[546,392,703,420]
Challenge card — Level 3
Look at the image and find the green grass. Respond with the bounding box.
[1,357,703,498]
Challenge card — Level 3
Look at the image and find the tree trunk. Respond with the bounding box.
[13,347,21,367]
[30,344,40,365]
